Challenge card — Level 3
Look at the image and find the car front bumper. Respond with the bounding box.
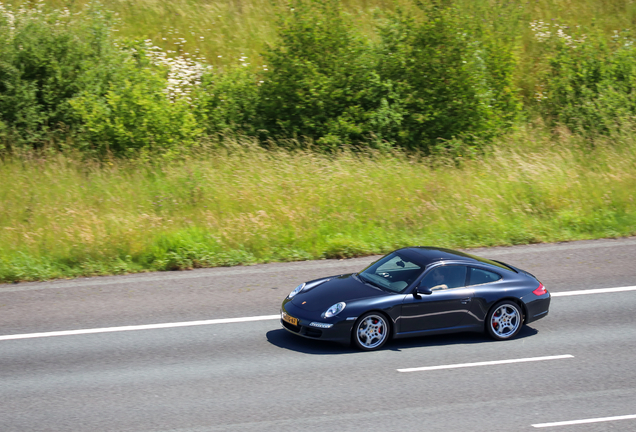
[280,300,354,345]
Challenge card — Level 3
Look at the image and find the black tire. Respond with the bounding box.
[352,312,390,351]
[486,300,523,341]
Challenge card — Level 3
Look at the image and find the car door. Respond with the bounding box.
[462,266,504,326]
[399,265,474,333]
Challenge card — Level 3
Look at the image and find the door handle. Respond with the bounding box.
[460,297,471,304]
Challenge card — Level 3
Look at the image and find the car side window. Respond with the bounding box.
[468,267,501,286]
[420,265,467,291]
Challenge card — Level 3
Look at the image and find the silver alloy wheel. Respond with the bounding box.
[356,313,388,350]
[490,303,521,338]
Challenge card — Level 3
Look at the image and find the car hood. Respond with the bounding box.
[291,274,387,312]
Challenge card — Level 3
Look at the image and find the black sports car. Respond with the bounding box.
[281,247,550,351]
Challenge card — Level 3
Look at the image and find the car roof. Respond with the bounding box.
[397,247,515,272]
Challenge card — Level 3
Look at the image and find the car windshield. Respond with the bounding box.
[359,252,424,293]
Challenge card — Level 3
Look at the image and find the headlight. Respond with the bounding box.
[324,302,346,318]
[288,278,331,300]
[288,283,305,299]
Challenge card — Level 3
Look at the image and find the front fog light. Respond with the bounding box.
[323,302,346,318]
[310,322,333,329]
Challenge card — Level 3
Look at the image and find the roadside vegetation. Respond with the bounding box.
[1,0,636,282]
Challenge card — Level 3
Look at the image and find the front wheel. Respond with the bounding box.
[486,301,523,341]
[352,312,390,351]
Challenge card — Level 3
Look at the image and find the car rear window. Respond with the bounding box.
[468,267,502,285]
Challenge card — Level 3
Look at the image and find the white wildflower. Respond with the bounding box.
[143,39,210,105]
[530,20,586,48]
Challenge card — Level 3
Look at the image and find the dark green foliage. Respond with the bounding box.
[3,0,636,157]
[0,0,523,155]
[375,3,520,150]
[0,4,119,147]
[70,52,202,158]
[256,0,400,149]
[0,3,202,157]
[196,65,261,139]
[252,0,520,152]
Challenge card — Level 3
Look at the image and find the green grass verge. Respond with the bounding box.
[2,126,636,282]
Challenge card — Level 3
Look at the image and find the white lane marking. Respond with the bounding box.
[2,284,635,342]
[532,414,636,428]
[0,315,280,341]
[397,354,573,373]
[551,285,636,297]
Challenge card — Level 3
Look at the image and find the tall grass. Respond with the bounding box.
[26,0,402,69]
[22,0,636,88]
[2,0,636,281]
[2,128,635,282]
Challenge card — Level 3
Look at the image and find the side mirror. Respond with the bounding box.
[414,285,432,297]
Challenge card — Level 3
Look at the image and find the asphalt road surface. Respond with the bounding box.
[1,238,636,431]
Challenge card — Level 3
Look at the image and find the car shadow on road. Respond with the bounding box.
[266,329,358,355]
[386,325,539,352]
[266,325,539,355]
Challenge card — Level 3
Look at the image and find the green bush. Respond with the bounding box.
[196,64,261,139]
[254,0,519,152]
[8,0,636,157]
[535,21,636,135]
[375,3,520,150]
[70,56,202,158]
[256,0,402,150]
[0,2,205,157]
[0,2,121,147]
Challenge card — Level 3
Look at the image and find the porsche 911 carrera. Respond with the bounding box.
[280,247,550,351]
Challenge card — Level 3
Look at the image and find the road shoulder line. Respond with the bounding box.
[2,285,635,342]
[0,314,280,341]
[551,285,636,297]
[532,413,636,428]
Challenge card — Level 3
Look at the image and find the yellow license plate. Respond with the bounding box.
[282,312,298,326]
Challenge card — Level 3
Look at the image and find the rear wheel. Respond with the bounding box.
[353,312,389,351]
[486,301,523,341]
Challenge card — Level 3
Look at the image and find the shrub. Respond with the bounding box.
[196,63,262,139]
[256,0,402,150]
[255,0,519,152]
[534,21,636,135]
[69,40,203,158]
[375,2,520,151]
[70,62,203,158]
[0,2,206,157]
[0,1,121,148]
